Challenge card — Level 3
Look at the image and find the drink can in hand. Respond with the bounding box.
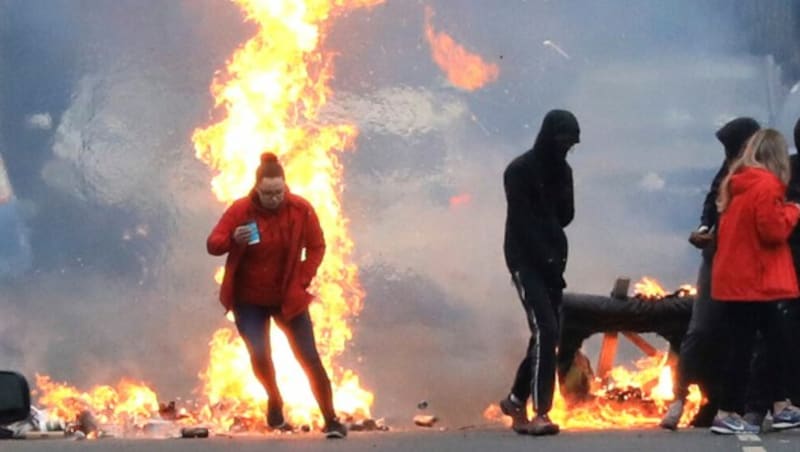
[246,221,260,245]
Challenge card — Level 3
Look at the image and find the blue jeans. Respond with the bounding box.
[233,303,335,421]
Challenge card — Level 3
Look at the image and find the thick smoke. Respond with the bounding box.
[0,0,798,426]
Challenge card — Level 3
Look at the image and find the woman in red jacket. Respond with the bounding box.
[710,129,800,434]
[206,153,346,439]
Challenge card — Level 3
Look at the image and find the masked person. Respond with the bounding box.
[498,109,579,436]
[779,117,800,407]
[709,129,800,434]
[206,153,347,439]
[660,117,760,430]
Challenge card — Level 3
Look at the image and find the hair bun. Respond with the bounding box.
[261,152,279,164]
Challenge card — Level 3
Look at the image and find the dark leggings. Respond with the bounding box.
[509,267,563,416]
[233,303,336,421]
[718,301,787,413]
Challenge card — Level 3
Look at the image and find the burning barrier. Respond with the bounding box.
[486,277,703,430]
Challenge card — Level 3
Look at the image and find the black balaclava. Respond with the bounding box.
[531,109,580,161]
[715,117,760,161]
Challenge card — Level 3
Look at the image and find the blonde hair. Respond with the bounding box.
[717,128,790,213]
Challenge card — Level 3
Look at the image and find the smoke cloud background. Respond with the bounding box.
[1,0,799,425]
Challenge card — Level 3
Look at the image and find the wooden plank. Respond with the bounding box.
[596,332,619,379]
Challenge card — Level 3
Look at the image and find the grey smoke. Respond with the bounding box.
[0,0,798,426]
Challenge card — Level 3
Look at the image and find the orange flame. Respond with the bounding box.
[190,0,380,429]
[35,375,159,426]
[485,356,703,429]
[424,6,499,91]
[35,0,381,435]
[633,277,667,299]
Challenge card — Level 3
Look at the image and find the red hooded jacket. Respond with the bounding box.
[206,189,325,319]
[712,167,800,302]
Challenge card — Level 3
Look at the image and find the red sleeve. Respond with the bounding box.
[755,182,800,246]
[298,205,326,286]
[206,202,243,256]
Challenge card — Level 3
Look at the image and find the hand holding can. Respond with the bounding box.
[245,221,260,245]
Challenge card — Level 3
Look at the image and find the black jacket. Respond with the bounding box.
[503,110,579,288]
[787,154,800,279]
[698,117,761,230]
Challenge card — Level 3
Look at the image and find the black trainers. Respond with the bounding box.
[267,398,291,431]
[323,418,347,439]
[499,396,529,434]
[525,414,560,436]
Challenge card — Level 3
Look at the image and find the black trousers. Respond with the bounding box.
[233,303,336,421]
[745,300,800,413]
[509,267,563,416]
[674,246,728,403]
[718,301,788,413]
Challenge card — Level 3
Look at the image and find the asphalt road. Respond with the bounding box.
[3,427,800,452]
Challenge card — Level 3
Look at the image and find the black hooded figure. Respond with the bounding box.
[781,118,800,405]
[499,109,579,436]
[660,117,760,430]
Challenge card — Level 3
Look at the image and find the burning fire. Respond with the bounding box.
[633,277,666,299]
[190,0,381,429]
[485,355,703,430]
[634,277,697,300]
[486,277,703,429]
[424,6,499,91]
[34,375,159,427]
[34,0,381,434]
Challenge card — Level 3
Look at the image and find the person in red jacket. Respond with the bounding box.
[710,129,800,435]
[206,152,346,439]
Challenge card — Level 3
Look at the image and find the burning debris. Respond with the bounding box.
[486,277,703,430]
[424,5,500,91]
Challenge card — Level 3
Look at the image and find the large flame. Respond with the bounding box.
[190,0,381,429]
[34,0,381,434]
[424,6,499,91]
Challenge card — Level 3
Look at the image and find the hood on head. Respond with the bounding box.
[532,109,580,157]
[716,117,760,161]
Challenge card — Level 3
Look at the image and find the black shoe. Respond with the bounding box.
[323,418,347,439]
[267,398,290,430]
[499,396,529,434]
[525,415,560,436]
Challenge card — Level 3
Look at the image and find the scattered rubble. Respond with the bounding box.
[413,415,438,427]
[348,418,389,432]
[180,427,209,438]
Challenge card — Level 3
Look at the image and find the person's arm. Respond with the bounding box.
[298,206,326,287]
[755,182,800,246]
[504,164,556,273]
[699,164,727,230]
[207,204,242,256]
[556,165,575,228]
